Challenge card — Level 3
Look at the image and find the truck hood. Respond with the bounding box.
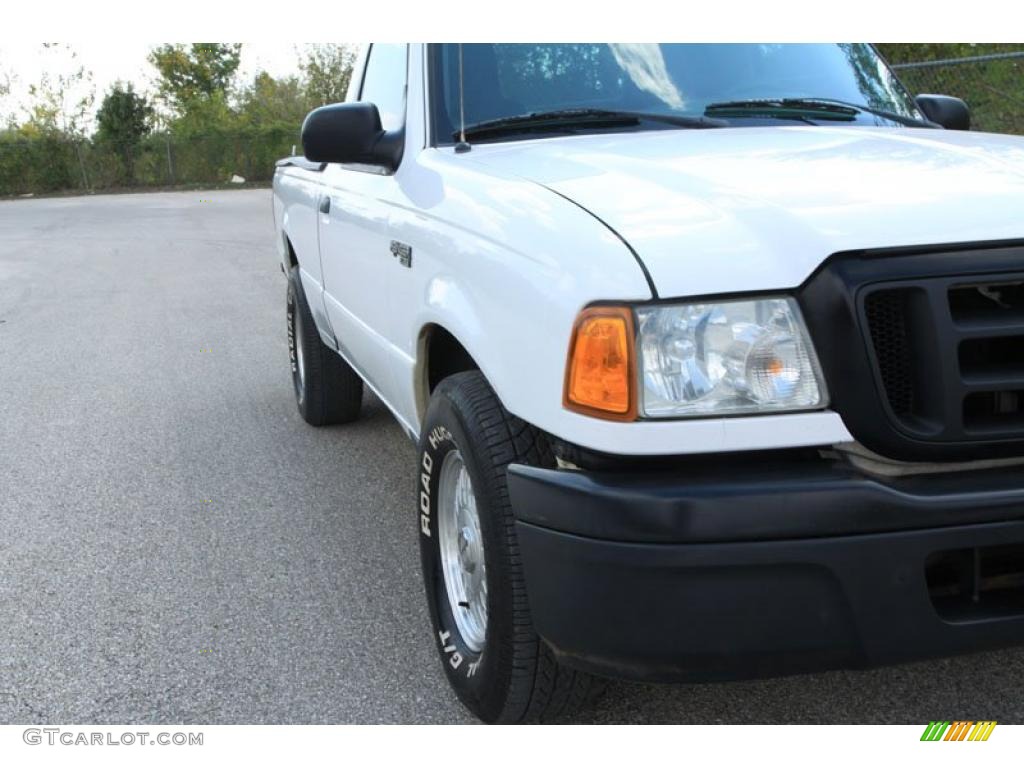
[467,127,1024,298]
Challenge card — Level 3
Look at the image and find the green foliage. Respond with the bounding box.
[1,41,363,196]
[0,71,16,129]
[300,44,357,108]
[0,127,294,196]
[0,129,79,193]
[96,83,152,143]
[237,71,309,128]
[149,43,242,113]
[876,44,1023,64]
[162,127,296,184]
[21,43,94,137]
[877,44,1024,135]
[95,83,153,184]
[170,90,238,135]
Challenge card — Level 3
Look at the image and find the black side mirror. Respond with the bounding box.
[301,102,404,170]
[915,94,971,131]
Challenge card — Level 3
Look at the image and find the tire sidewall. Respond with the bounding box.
[286,268,307,410]
[418,387,514,721]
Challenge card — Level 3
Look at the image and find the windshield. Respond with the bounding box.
[429,44,922,142]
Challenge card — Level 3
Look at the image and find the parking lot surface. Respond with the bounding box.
[1,189,1022,723]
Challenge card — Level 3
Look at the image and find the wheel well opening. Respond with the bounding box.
[425,326,479,394]
[285,238,298,269]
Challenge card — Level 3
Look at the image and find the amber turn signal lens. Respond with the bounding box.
[564,306,637,420]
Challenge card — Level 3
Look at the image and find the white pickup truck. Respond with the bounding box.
[272,43,1024,723]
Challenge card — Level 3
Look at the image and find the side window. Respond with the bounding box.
[359,44,408,132]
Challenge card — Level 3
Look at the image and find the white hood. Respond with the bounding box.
[467,126,1024,298]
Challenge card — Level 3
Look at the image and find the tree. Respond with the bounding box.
[0,67,13,128]
[22,43,94,137]
[95,83,153,184]
[13,44,96,191]
[237,71,308,128]
[148,43,242,113]
[300,44,356,108]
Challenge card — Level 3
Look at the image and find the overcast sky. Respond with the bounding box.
[0,42,324,124]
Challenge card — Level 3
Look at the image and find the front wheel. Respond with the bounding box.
[417,371,600,723]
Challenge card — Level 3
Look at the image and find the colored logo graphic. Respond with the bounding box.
[920,721,997,741]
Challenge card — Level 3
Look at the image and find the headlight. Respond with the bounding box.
[636,297,827,417]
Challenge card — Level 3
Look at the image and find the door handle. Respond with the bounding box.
[319,196,331,214]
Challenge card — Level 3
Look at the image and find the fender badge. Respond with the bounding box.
[390,240,412,268]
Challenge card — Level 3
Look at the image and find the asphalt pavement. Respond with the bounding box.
[1,189,1022,724]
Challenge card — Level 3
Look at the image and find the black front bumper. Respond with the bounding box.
[508,457,1024,682]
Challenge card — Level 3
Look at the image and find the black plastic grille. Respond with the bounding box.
[861,274,1024,443]
[799,245,1024,461]
[864,290,916,416]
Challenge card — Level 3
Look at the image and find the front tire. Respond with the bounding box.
[418,371,599,722]
[286,265,363,426]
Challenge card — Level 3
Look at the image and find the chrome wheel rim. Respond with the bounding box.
[437,450,487,652]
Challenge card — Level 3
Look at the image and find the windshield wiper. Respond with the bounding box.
[705,97,936,128]
[791,97,937,128]
[455,108,727,141]
[705,99,858,122]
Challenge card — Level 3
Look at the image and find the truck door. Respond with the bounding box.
[316,44,409,411]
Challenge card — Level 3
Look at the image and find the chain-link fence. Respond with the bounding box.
[890,52,1024,135]
[0,128,299,197]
